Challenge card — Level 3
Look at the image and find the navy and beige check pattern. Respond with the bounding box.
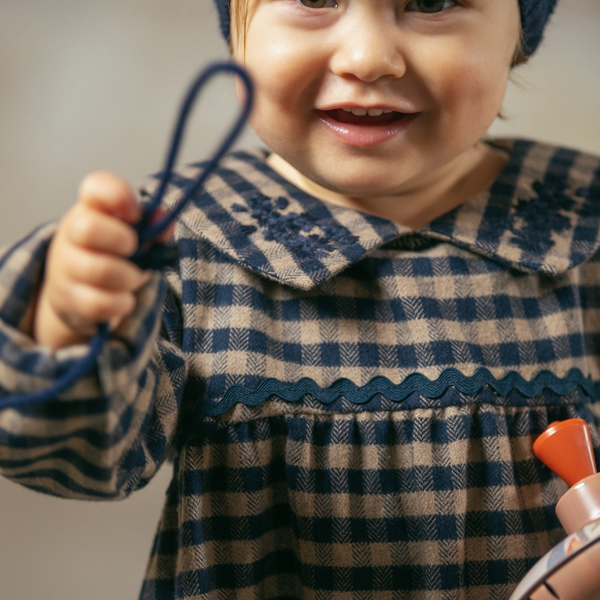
[1,138,600,599]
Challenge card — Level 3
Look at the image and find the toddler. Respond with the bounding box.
[2,0,600,598]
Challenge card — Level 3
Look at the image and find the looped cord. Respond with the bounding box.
[0,62,254,409]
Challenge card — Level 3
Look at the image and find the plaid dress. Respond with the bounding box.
[1,138,600,599]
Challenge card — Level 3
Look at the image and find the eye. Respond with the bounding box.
[298,0,338,8]
[405,0,456,13]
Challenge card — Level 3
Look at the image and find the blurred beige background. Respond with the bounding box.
[0,0,599,598]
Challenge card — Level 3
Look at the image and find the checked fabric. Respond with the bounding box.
[1,138,600,599]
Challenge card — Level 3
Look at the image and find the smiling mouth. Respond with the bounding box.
[325,108,408,126]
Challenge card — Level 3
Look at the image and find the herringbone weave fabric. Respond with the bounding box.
[1,138,600,599]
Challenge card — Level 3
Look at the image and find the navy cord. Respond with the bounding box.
[0,62,254,410]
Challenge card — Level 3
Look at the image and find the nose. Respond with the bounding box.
[329,13,406,82]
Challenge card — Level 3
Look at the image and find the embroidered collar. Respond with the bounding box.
[140,138,600,290]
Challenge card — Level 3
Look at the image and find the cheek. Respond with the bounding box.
[242,15,328,113]
[243,46,326,149]
[245,36,305,93]
[429,50,509,125]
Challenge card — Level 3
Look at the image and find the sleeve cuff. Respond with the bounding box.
[0,224,166,402]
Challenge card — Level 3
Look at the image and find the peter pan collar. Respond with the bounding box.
[139,138,600,291]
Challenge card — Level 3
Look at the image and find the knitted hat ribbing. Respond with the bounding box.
[213,0,558,57]
[215,0,231,42]
[518,0,558,55]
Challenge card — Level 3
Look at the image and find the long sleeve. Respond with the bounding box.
[0,224,188,500]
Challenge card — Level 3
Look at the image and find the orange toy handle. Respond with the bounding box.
[533,419,597,487]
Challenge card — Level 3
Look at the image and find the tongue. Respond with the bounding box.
[328,109,404,126]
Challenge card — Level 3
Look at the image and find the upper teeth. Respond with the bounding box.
[342,107,392,116]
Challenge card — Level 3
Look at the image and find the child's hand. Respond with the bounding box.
[33,172,173,350]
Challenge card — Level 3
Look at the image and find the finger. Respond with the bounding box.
[64,205,140,257]
[78,171,142,225]
[152,222,176,245]
[54,282,137,328]
[108,314,125,333]
[148,207,177,244]
[64,247,152,292]
[156,221,177,244]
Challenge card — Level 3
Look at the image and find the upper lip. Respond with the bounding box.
[317,103,417,113]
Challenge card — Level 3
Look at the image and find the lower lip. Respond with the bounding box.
[316,110,419,148]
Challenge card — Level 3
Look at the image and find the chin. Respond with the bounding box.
[309,149,418,195]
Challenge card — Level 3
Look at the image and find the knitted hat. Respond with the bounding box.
[214,0,558,56]
[519,0,559,55]
[214,0,230,42]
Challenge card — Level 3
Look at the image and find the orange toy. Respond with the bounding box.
[511,419,600,600]
[533,419,597,487]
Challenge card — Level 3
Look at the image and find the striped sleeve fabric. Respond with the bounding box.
[0,224,188,500]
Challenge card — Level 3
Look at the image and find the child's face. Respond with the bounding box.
[233,0,521,198]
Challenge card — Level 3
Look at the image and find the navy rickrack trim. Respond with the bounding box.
[202,367,600,416]
[0,62,254,410]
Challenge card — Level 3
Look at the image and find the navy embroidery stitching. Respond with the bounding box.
[233,193,359,259]
[509,176,575,255]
